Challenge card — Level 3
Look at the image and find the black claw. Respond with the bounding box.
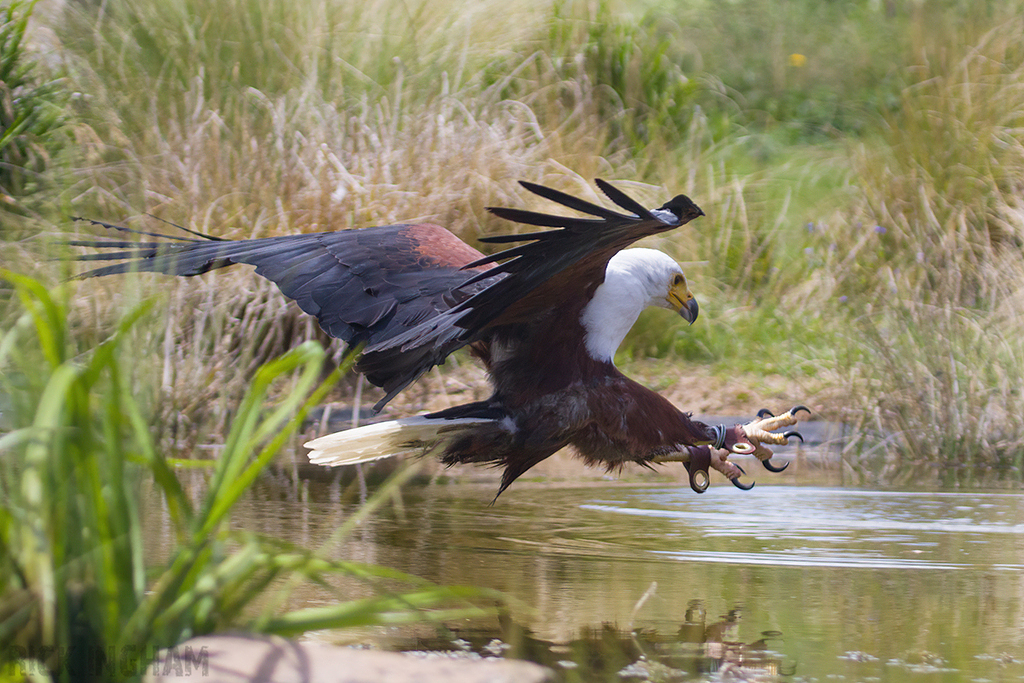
[730,464,755,490]
[756,408,775,419]
[762,431,803,472]
[790,405,811,417]
[731,476,755,490]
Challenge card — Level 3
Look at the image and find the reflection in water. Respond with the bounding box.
[143,477,1024,682]
[397,602,794,682]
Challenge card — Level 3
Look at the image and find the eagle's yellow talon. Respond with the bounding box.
[737,406,810,472]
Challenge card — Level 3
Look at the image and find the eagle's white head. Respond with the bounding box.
[580,248,697,362]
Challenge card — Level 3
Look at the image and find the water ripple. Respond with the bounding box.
[650,548,969,570]
[576,486,1024,572]
[580,503,1024,536]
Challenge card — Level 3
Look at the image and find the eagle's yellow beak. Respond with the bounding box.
[666,278,699,325]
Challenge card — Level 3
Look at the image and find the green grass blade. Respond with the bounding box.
[198,342,332,536]
[258,586,504,637]
[1,272,67,369]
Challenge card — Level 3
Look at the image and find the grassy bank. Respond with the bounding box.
[6,0,1024,486]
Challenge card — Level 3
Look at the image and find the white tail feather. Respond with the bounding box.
[304,416,494,467]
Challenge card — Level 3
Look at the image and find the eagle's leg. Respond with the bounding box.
[654,446,720,493]
[683,445,712,493]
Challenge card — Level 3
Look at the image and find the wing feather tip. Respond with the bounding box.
[594,178,653,219]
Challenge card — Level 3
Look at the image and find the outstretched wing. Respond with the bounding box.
[70,179,703,411]
[357,179,704,408]
[69,220,497,349]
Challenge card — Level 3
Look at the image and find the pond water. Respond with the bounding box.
[208,473,1024,682]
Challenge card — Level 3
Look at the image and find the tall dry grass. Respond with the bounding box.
[53,0,618,434]
[842,302,1024,485]
[48,0,803,438]
[814,9,1024,483]
[854,16,1024,307]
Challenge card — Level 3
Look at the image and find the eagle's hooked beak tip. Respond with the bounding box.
[683,297,699,325]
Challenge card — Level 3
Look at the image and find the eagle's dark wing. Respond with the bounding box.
[357,180,704,408]
[69,221,498,350]
[70,180,702,412]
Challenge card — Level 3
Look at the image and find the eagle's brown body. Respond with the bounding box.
[437,310,711,492]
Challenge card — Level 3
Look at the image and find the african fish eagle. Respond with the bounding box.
[70,179,806,495]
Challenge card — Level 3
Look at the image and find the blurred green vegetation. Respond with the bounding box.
[0,0,65,215]
[0,274,500,681]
